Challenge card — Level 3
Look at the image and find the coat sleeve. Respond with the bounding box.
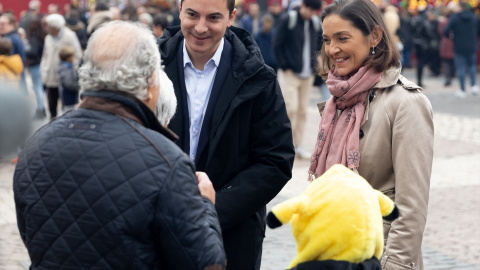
[215,79,295,231]
[382,90,434,269]
[154,154,226,270]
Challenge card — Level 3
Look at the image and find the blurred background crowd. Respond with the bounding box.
[0,0,479,161]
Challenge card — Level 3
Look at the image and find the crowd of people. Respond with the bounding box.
[1,0,477,269]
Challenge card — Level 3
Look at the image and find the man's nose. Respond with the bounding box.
[195,18,208,34]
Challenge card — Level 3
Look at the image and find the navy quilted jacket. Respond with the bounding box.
[13,90,226,270]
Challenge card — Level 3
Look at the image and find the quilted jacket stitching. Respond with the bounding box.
[120,116,173,168]
[153,154,198,268]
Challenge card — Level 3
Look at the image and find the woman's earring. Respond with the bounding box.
[371,47,376,55]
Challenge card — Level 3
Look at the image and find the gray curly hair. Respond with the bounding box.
[79,20,160,101]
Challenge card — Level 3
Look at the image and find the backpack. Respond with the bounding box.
[288,10,322,32]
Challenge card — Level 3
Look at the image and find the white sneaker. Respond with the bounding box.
[454,90,466,98]
[471,85,479,95]
[295,146,311,160]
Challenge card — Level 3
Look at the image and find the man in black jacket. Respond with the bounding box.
[273,0,322,159]
[14,21,226,270]
[443,1,480,97]
[158,0,295,269]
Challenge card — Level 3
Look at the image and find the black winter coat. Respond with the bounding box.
[159,26,295,268]
[272,10,322,73]
[13,90,226,270]
[25,35,44,67]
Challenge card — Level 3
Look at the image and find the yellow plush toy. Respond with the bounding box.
[266,164,399,269]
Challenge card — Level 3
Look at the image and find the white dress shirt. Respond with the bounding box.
[183,38,224,162]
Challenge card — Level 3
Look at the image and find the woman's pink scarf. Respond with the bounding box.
[308,66,382,180]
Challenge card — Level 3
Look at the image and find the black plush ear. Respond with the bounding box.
[266,211,282,229]
[383,205,399,221]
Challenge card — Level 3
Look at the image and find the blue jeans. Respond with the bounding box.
[28,65,45,110]
[454,53,477,92]
[401,49,411,68]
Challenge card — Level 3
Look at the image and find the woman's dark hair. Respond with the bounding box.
[30,15,47,42]
[318,0,400,78]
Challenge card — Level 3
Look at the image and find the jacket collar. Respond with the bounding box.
[159,26,265,84]
[372,65,401,89]
[79,90,178,142]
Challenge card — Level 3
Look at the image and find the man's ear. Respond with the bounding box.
[371,25,383,47]
[227,8,237,28]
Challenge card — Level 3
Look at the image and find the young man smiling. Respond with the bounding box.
[158,0,295,269]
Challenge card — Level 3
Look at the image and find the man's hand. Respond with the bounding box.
[196,172,216,205]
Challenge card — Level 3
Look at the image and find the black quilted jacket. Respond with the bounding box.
[13,90,226,270]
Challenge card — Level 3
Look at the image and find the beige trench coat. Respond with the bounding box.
[318,67,434,270]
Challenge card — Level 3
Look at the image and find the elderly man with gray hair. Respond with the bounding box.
[40,13,82,119]
[14,21,226,270]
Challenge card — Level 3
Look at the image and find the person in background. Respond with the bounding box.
[411,6,435,88]
[158,0,295,268]
[14,20,226,270]
[273,0,323,159]
[254,13,277,71]
[0,13,28,95]
[268,0,284,28]
[26,15,47,119]
[313,0,433,268]
[47,3,60,14]
[58,46,79,112]
[19,0,41,40]
[65,7,88,50]
[0,38,23,85]
[109,6,122,21]
[427,9,441,77]
[241,2,262,35]
[86,2,111,37]
[397,5,413,68]
[380,0,402,59]
[152,13,169,38]
[443,1,479,97]
[40,14,82,119]
[438,4,455,87]
[139,12,153,29]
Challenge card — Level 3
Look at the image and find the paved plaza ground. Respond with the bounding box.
[0,68,479,269]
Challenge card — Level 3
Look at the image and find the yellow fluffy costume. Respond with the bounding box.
[266,165,399,269]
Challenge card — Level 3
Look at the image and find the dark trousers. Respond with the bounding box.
[223,207,266,270]
[415,45,429,87]
[442,58,455,84]
[46,86,59,119]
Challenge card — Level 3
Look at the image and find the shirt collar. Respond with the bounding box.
[183,37,224,69]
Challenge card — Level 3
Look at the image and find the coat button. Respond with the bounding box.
[359,129,364,139]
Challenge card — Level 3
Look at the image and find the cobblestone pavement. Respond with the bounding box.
[1,69,479,269]
[262,70,480,270]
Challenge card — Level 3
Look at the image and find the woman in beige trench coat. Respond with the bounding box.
[309,0,434,269]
